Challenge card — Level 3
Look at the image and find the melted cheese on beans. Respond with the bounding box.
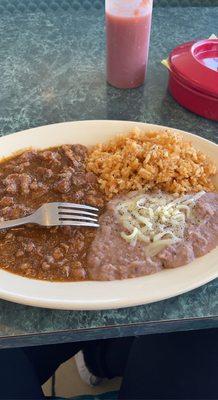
[116,191,205,256]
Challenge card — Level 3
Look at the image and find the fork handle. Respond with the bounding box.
[0,214,34,230]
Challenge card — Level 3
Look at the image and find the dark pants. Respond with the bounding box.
[0,329,217,400]
[0,342,83,399]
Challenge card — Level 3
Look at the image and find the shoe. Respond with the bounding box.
[75,350,103,387]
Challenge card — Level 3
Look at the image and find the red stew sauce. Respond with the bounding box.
[0,145,105,281]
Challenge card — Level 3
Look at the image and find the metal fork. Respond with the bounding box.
[0,202,100,230]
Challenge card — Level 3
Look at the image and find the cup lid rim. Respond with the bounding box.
[169,39,218,98]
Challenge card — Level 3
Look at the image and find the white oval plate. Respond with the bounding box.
[0,120,217,310]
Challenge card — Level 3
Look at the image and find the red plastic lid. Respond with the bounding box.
[169,39,218,98]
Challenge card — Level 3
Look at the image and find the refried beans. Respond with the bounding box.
[87,191,218,281]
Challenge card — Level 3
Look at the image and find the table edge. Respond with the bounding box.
[0,315,217,349]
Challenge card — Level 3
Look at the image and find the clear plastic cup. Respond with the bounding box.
[106,0,153,89]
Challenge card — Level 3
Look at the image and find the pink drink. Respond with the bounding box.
[106,0,153,89]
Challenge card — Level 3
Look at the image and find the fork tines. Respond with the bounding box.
[57,202,100,228]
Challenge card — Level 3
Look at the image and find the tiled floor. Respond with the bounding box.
[43,357,121,398]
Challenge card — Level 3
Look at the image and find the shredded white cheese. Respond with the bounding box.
[116,191,205,255]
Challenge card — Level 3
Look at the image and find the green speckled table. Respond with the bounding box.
[0,2,217,349]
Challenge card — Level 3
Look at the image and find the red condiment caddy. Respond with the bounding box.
[163,38,218,121]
